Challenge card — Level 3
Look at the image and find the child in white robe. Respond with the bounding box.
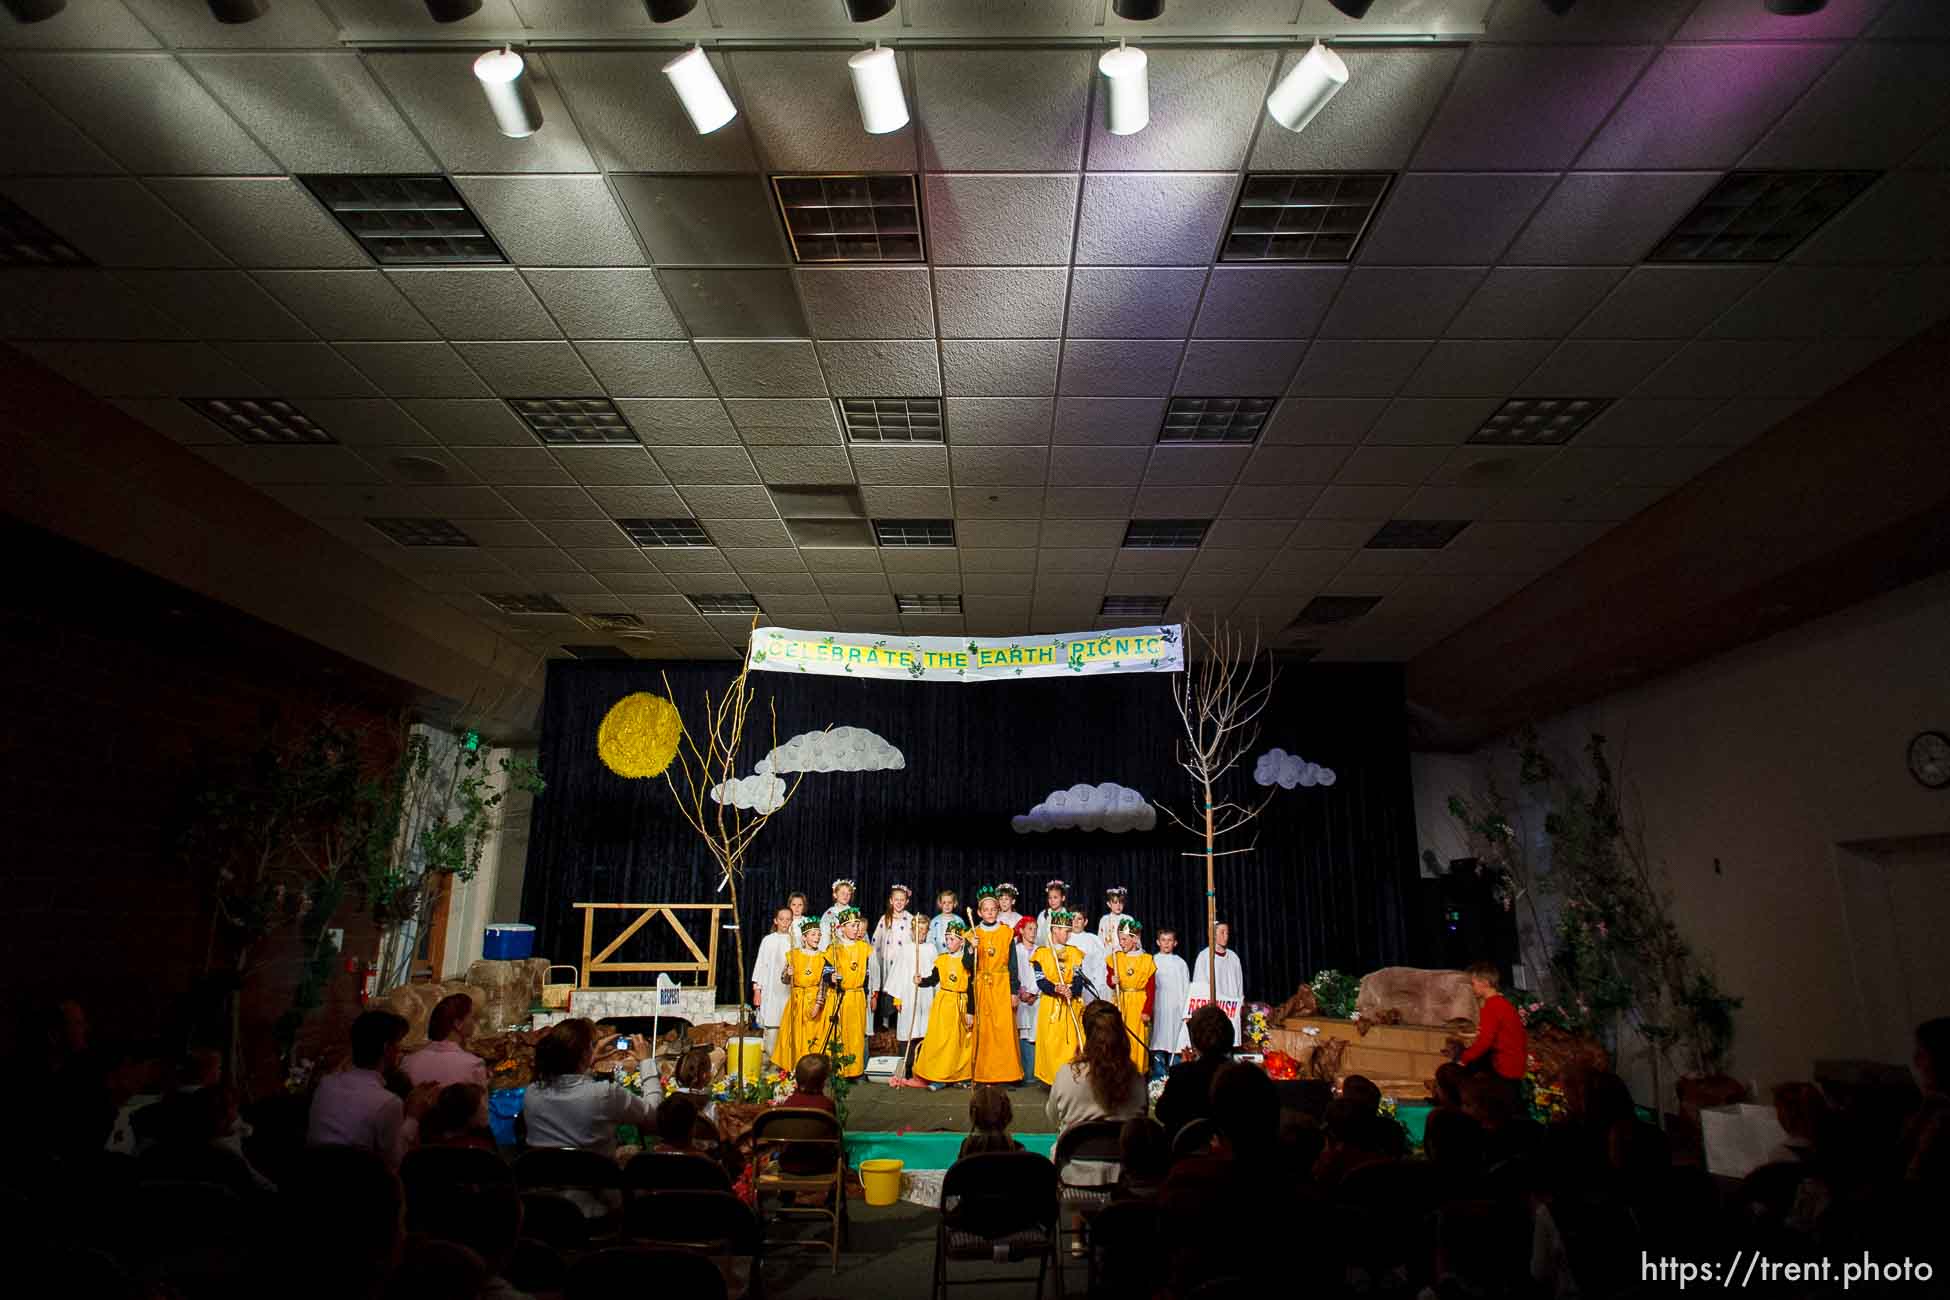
[1177,921,1245,1049]
[1147,926,1190,1079]
[1011,917,1040,1084]
[994,882,1024,932]
[1067,907,1108,1004]
[750,907,793,1056]
[870,884,925,1050]
[1096,886,1137,949]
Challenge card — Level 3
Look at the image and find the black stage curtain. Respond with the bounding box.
[521,660,1418,1008]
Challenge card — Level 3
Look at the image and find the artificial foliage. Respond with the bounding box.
[1308,968,1359,1020]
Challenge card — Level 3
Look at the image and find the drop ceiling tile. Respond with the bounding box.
[146,177,364,269]
[1043,486,1138,517]
[882,549,962,576]
[818,340,943,398]
[221,342,379,397]
[1634,340,1806,399]
[1287,340,1429,398]
[1249,46,1465,171]
[196,444,382,486]
[1052,397,1167,445]
[11,53,275,175]
[1789,172,1950,267]
[848,444,951,486]
[453,175,645,266]
[1175,340,1305,396]
[253,271,436,341]
[1261,397,1386,445]
[1518,339,1681,397]
[386,269,558,340]
[1505,172,1720,266]
[0,63,118,175]
[1,177,227,269]
[1038,518,1125,548]
[925,174,1080,266]
[961,551,1038,577]
[0,1,157,47]
[724,398,841,435]
[1109,549,1195,580]
[574,341,714,398]
[1332,445,1453,486]
[0,270,181,340]
[184,52,432,173]
[453,341,597,396]
[1748,335,1904,400]
[338,342,489,398]
[814,572,893,596]
[826,594,900,617]
[1241,445,1352,485]
[654,269,807,339]
[613,398,734,444]
[754,595,836,623]
[1402,339,1556,397]
[1283,522,1372,550]
[1705,266,1899,340]
[945,398,1053,445]
[364,50,594,174]
[109,397,232,445]
[1220,486,1325,520]
[1400,484,1508,518]
[955,486,1046,518]
[726,48,917,172]
[399,397,531,445]
[1366,396,1504,446]
[546,50,757,171]
[1842,268,1950,338]
[1578,42,1843,172]
[1320,268,1485,340]
[1745,43,1950,169]
[1075,173,1234,266]
[521,269,685,340]
[722,547,809,573]
[262,484,425,517]
[493,486,604,518]
[1576,398,1722,447]
[1445,267,1624,339]
[932,267,1068,338]
[1357,174,1555,266]
[798,268,934,340]
[1050,446,1149,486]
[695,520,790,551]
[552,446,665,486]
[610,174,787,266]
[912,49,1091,171]
[1617,444,1737,487]
[416,485,524,519]
[694,341,826,398]
[941,339,1058,397]
[1143,446,1251,487]
[1191,267,1343,340]
[798,548,882,573]
[592,570,676,595]
[434,517,545,548]
[1085,48,1276,172]
[1308,484,1417,520]
[1679,396,1807,448]
[648,446,761,485]
[1412,44,1653,171]
[673,484,778,517]
[1058,340,1185,397]
[860,486,953,517]
[1203,517,1301,550]
[536,518,634,548]
[447,446,570,485]
[1573,266,1771,339]
[1064,267,1204,339]
[1036,548,1114,575]
[356,444,481,486]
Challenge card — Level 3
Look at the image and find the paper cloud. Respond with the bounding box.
[710,772,787,814]
[1253,747,1337,790]
[1011,782,1156,834]
[754,726,906,776]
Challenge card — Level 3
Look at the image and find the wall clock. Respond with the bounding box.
[1908,730,1950,790]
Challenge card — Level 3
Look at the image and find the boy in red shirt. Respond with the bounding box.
[1457,961,1526,1086]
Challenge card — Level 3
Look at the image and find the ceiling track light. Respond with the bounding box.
[1111,0,1165,17]
[2,0,66,22]
[1327,0,1375,17]
[1266,41,1349,135]
[848,43,908,135]
[474,46,542,139]
[663,45,737,135]
[1764,0,1828,13]
[1099,42,1149,137]
[841,0,897,20]
[643,0,698,20]
[207,0,266,21]
[425,0,483,20]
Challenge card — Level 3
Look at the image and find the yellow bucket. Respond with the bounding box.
[859,1157,904,1207]
[726,1036,764,1081]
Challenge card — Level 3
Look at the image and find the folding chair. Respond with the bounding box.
[566,1245,727,1300]
[932,1151,1061,1300]
[400,1146,512,1228]
[127,1179,248,1298]
[1169,1117,1216,1159]
[749,1108,848,1273]
[1050,1120,1123,1253]
[622,1150,732,1195]
[626,1189,766,1299]
[515,1147,621,1195]
[518,1191,591,1250]
[1083,1198,1163,1298]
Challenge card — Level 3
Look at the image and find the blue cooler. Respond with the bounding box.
[487,1086,524,1148]
[482,922,535,960]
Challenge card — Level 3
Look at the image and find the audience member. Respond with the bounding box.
[411,1177,529,1300]
[142,1081,278,1197]
[671,1045,717,1122]
[274,1144,406,1300]
[309,1011,436,1168]
[521,1018,654,1157]
[960,1085,1023,1157]
[1431,1061,1469,1112]
[1768,1081,1825,1165]
[1047,1002,1147,1253]
[653,1095,702,1154]
[779,1053,837,1115]
[384,1235,489,1300]
[1154,1004,1234,1138]
[1113,1115,1169,1199]
[1902,1015,1948,1189]
[419,1084,495,1151]
[402,995,489,1095]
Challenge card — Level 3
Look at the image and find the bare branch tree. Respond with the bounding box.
[1157,618,1281,1001]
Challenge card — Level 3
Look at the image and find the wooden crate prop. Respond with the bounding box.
[1268,1016,1470,1098]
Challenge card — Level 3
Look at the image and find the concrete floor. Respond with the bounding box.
[762,1196,1077,1300]
[840,1075,1056,1133]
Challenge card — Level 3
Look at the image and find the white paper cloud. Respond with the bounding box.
[754,726,906,776]
[1011,782,1156,834]
[1253,747,1336,790]
[710,772,786,814]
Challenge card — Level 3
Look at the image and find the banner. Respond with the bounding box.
[747,624,1184,683]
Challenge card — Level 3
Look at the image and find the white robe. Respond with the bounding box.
[1012,944,1040,1040]
[1148,952,1190,1053]
[819,902,850,950]
[1069,930,1109,1003]
[997,909,1023,932]
[1177,947,1245,1049]
[1097,911,1138,949]
[909,939,939,1039]
[870,913,925,1040]
[750,930,791,1029]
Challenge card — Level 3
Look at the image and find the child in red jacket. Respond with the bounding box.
[1458,961,1527,1083]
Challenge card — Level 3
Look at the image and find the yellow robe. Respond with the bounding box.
[1031,944,1086,1085]
[969,922,1022,1083]
[777,946,831,1069]
[912,952,973,1083]
[1108,948,1156,1071]
[829,938,872,1077]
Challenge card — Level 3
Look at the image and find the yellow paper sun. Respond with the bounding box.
[597,692,683,778]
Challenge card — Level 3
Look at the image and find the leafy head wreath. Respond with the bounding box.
[831,877,857,892]
[973,884,998,902]
[1117,916,1144,934]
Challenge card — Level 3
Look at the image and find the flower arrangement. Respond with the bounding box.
[1378,1094,1419,1155]
[1245,1006,1270,1048]
[1309,969,1359,1020]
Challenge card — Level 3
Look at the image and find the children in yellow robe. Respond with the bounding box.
[776,918,831,1070]
[1105,917,1156,1072]
[1031,910,1089,1085]
[826,908,873,1078]
[968,887,1025,1086]
[912,917,974,1088]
